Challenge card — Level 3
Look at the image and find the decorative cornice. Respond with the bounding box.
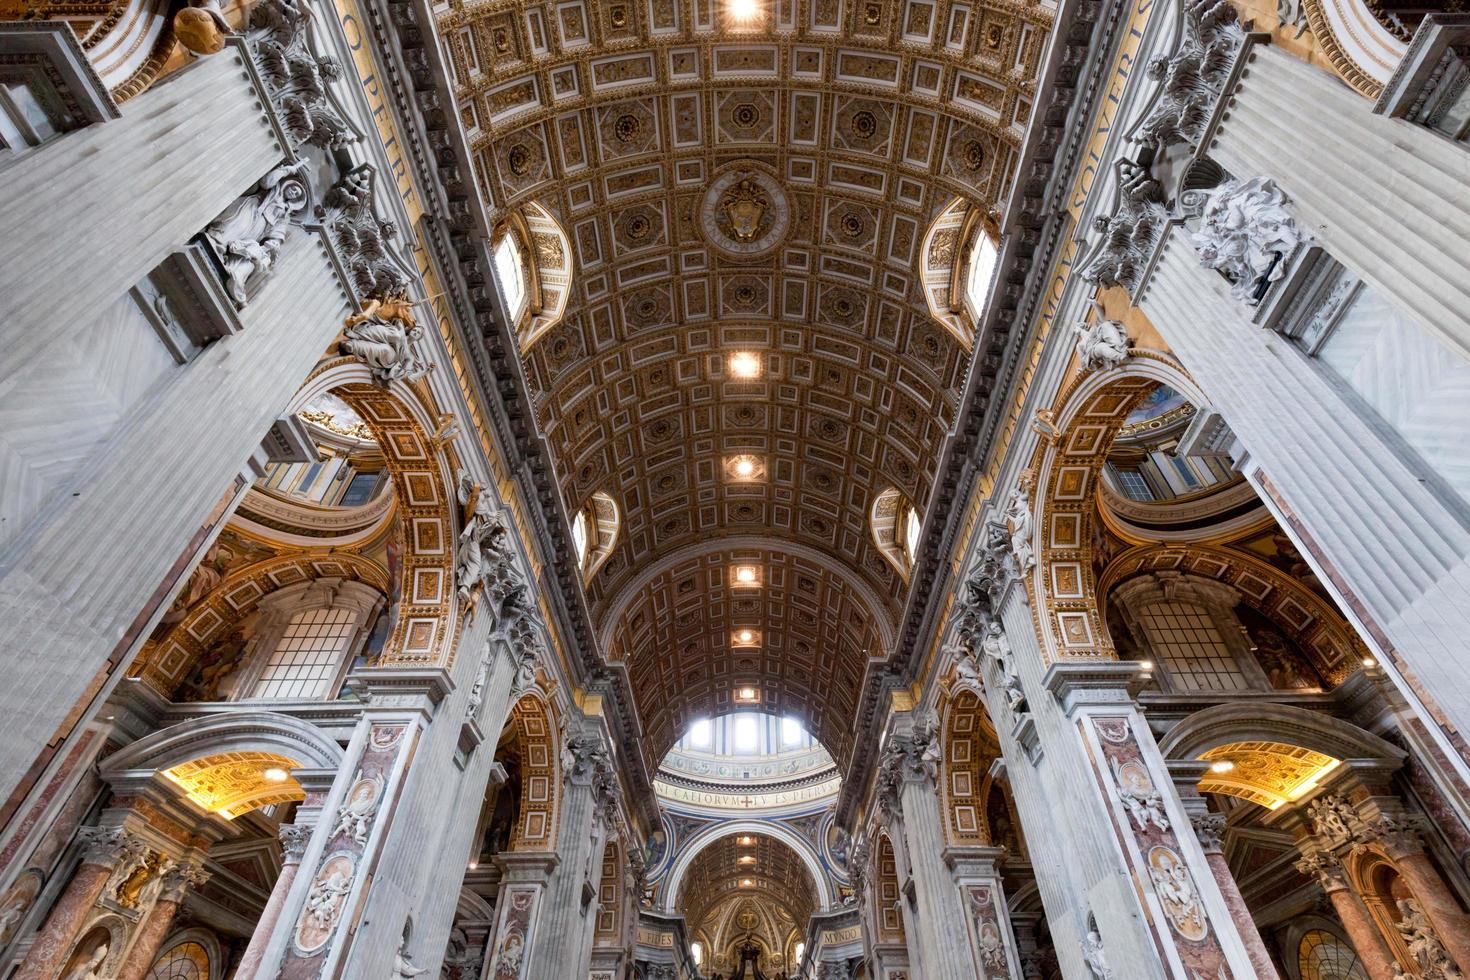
[366,0,658,824]
[838,0,1117,825]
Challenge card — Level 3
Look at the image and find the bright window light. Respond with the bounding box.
[691,942,703,966]
[494,234,526,321]
[689,718,711,747]
[781,716,802,746]
[903,506,922,561]
[795,942,806,965]
[734,714,759,752]
[571,510,589,564]
[966,232,998,317]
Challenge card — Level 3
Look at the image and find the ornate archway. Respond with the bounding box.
[1030,354,1212,662]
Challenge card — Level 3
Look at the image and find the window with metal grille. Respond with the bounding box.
[1297,928,1369,980]
[252,607,357,699]
[1139,601,1248,692]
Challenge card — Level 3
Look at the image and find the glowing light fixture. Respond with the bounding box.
[1209,759,1235,774]
[740,878,755,887]
[735,458,756,477]
[734,565,759,585]
[468,860,479,870]
[1138,660,1154,672]
[262,767,290,783]
[739,836,755,846]
[735,686,760,704]
[729,351,763,378]
[738,855,757,865]
[727,0,761,23]
[1362,656,1377,668]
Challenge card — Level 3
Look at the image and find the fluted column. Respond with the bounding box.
[114,857,211,980]
[877,715,984,980]
[522,721,614,979]
[1295,850,1400,980]
[13,827,148,980]
[1140,232,1470,775]
[234,822,313,980]
[1209,43,1470,360]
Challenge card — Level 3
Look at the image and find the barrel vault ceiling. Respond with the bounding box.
[435,0,1056,771]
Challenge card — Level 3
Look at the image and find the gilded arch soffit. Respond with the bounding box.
[677,832,818,934]
[437,0,1056,771]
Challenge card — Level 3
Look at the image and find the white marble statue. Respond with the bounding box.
[1005,485,1035,575]
[393,940,428,978]
[1082,929,1112,980]
[63,945,108,980]
[204,160,310,306]
[1074,300,1132,372]
[1396,897,1462,978]
[455,471,496,604]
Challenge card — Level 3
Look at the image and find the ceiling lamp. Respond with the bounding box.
[1209,759,1235,774]
[733,629,760,647]
[738,855,757,865]
[729,351,763,379]
[262,767,289,783]
[735,686,760,704]
[733,565,760,586]
[740,878,755,887]
[739,836,755,846]
[727,0,762,24]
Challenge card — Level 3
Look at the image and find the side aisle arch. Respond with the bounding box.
[1030,353,1209,663]
[293,362,463,668]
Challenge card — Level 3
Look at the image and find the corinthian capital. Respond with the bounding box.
[76,826,149,869]
[1294,850,1348,892]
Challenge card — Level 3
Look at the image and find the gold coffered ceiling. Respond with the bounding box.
[439,0,1055,768]
[677,832,818,934]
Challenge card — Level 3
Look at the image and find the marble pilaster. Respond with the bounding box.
[946,845,1023,980]
[256,669,449,978]
[877,716,985,980]
[1138,162,1470,790]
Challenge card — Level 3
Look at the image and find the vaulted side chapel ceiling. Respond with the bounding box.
[437,0,1057,772]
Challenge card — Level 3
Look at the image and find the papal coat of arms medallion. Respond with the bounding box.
[699,161,790,259]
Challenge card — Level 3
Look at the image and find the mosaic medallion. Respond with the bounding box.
[699,162,790,259]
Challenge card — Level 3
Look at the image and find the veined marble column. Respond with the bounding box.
[13,827,148,980]
[1170,764,1280,980]
[1295,850,1401,980]
[876,715,985,980]
[234,822,313,980]
[947,845,1024,980]
[114,857,211,980]
[1364,819,1470,972]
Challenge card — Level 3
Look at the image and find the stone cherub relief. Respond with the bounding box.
[1073,299,1133,372]
[203,160,311,306]
[1114,759,1170,833]
[1136,0,1245,152]
[1082,925,1112,980]
[1395,897,1463,979]
[1190,176,1308,306]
